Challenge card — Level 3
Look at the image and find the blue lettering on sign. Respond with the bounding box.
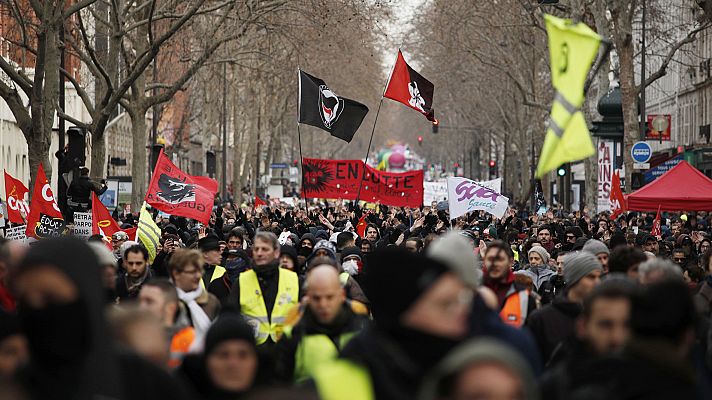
[631,142,652,163]
[644,154,683,183]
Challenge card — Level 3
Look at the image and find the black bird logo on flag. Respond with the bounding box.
[157,174,196,204]
[384,50,436,121]
[298,70,369,143]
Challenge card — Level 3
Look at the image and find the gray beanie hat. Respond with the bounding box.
[527,245,550,264]
[582,239,610,256]
[428,230,481,288]
[564,251,602,287]
[419,338,539,400]
[88,241,118,268]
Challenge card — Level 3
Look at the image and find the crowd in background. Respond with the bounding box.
[0,198,711,400]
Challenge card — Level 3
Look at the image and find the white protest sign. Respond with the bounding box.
[426,178,502,206]
[5,225,27,242]
[447,176,509,219]
[424,180,448,204]
[73,212,92,238]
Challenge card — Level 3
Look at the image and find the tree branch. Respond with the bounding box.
[63,0,99,19]
[639,22,712,93]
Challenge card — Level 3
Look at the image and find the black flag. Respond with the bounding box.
[298,70,369,143]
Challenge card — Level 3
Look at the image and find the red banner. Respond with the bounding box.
[302,158,423,207]
[92,192,120,237]
[145,151,218,224]
[4,170,29,224]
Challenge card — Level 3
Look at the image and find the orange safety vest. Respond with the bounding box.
[499,288,530,328]
[168,326,195,369]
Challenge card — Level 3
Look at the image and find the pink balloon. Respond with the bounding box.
[389,152,406,168]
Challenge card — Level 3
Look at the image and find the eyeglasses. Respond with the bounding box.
[673,257,686,262]
[566,235,576,240]
[180,268,203,276]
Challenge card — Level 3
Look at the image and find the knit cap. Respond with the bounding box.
[527,245,550,265]
[582,239,610,256]
[428,230,481,288]
[564,252,602,287]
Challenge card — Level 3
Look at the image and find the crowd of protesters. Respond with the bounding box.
[1,198,712,400]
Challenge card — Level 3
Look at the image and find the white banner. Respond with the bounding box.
[5,225,27,242]
[424,180,448,205]
[425,178,502,206]
[447,177,509,219]
[73,212,92,238]
[597,140,613,213]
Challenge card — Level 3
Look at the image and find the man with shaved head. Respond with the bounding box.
[275,264,367,383]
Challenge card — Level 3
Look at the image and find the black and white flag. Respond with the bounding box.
[298,70,369,143]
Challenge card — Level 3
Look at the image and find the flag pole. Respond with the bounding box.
[356,51,398,203]
[297,67,308,205]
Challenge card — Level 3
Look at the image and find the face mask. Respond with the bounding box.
[342,260,359,276]
[298,246,312,258]
[20,299,90,367]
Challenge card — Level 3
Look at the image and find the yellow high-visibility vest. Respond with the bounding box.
[239,268,299,345]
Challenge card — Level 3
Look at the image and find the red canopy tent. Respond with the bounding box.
[626,160,712,211]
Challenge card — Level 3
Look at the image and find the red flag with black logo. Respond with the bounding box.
[26,164,65,238]
[609,171,626,219]
[384,50,436,121]
[145,150,217,224]
[92,192,120,237]
[356,214,368,238]
[4,170,29,224]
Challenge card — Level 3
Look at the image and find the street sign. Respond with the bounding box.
[631,141,652,163]
[633,162,650,170]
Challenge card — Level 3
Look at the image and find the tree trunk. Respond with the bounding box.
[129,107,148,211]
[617,37,638,191]
[91,131,106,179]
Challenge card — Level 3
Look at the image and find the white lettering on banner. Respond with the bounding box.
[5,225,26,242]
[8,197,29,217]
[41,183,60,212]
[73,212,92,238]
[597,141,613,213]
[447,177,509,219]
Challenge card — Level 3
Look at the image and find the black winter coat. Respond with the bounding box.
[525,295,581,365]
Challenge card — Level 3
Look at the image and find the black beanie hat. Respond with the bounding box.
[280,245,298,266]
[340,246,362,262]
[204,312,256,356]
[362,247,448,328]
[0,308,21,341]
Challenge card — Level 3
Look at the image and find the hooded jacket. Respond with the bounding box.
[516,265,557,292]
[12,237,189,400]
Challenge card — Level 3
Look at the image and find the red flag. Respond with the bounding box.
[609,171,626,219]
[254,195,267,207]
[651,205,662,237]
[26,164,65,238]
[356,214,368,238]
[384,50,436,121]
[145,150,218,224]
[92,192,120,238]
[4,170,29,224]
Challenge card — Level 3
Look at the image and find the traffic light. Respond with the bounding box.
[557,166,567,176]
[293,159,299,166]
[488,160,496,179]
[418,136,423,146]
[206,150,216,175]
[432,119,439,134]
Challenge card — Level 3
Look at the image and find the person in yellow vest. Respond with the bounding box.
[226,232,300,350]
[198,235,226,288]
[275,264,367,383]
[138,279,195,369]
[482,241,538,328]
[312,247,472,400]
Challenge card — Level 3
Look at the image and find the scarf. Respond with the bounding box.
[177,286,211,336]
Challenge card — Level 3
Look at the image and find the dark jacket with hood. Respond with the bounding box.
[525,294,582,365]
[12,237,189,400]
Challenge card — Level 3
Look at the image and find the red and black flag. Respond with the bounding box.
[145,150,218,224]
[298,70,369,143]
[384,50,435,121]
[26,164,65,238]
